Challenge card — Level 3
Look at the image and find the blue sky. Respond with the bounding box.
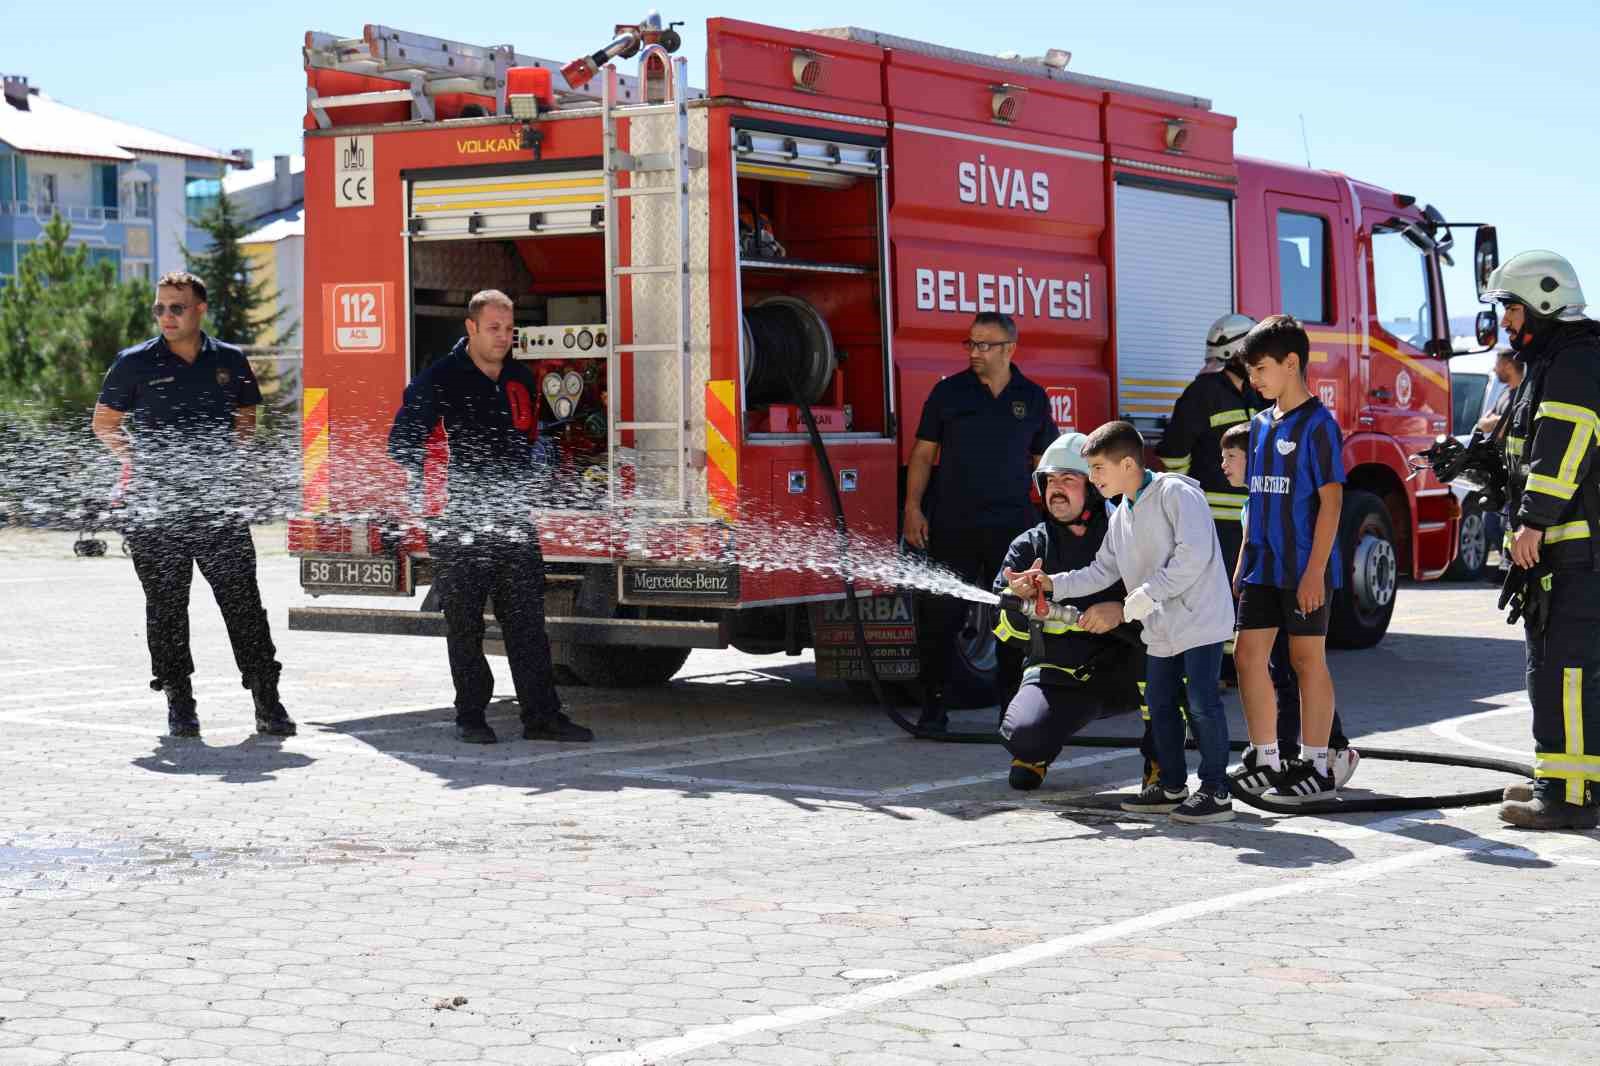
[10,1,1596,320]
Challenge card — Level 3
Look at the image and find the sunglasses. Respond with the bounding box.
[152,303,192,319]
[961,339,1012,353]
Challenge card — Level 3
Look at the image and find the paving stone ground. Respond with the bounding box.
[3,526,1597,1065]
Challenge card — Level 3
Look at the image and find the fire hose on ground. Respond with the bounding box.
[764,303,1532,816]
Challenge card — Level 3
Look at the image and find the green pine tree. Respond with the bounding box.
[0,213,152,423]
[183,189,300,438]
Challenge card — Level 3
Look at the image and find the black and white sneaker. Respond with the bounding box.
[1226,747,1281,797]
[1170,790,1235,824]
[1121,783,1189,813]
[1267,759,1336,804]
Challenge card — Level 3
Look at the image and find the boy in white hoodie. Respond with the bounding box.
[1006,421,1236,822]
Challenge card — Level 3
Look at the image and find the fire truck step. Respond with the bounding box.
[613,264,681,275]
[612,343,678,354]
[615,421,680,431]
[287,607,726,648]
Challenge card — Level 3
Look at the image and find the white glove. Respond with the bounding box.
[1123,586,1157,623]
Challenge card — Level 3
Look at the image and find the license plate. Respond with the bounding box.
[300,555,402,595]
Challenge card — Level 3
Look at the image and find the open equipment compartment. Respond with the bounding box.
[731,122,891,441]
[403,159,616,508]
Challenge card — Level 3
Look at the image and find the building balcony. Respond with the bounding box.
[0,199,151,225]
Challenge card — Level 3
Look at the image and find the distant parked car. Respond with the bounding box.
[1446,351,1510,582]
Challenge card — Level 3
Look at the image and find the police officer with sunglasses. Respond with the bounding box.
[91,271,295,740]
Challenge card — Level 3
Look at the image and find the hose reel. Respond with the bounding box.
[742,295,837,406]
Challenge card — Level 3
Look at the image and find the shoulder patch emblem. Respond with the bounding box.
[1012,400,1027,420]
[1276,438,1297,456]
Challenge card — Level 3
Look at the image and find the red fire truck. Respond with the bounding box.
[288,16,1499,694]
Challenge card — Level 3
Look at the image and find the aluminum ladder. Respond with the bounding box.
[600,53,702,515]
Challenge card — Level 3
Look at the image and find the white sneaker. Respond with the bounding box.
[1331,747,1361,789]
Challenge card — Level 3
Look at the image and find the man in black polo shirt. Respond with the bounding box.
[92,271,295,739]
[388,289,592,745]
[904,312,1058,729]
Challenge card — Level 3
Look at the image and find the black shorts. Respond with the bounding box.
[1236,581,1331,637]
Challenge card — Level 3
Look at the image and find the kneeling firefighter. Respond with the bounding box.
[1487,250,1600,830]
[992,432,1147,790]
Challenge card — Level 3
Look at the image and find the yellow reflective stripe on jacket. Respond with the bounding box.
[1537,400,1600,436]
[993,612,1029,644]
[1206,490,1245,521]
[1209,408,1248,428]
[1506,435,1526,460]
[1527,472,1580,501]
[1163,454,1192,474]
[1543,521,1592,545]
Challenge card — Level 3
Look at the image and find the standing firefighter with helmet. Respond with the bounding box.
[1157,314,1266,578]
[1487,251,1600,830]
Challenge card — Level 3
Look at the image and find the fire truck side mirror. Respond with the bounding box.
[1474,226,1499,298]
[1475,310,1499,349]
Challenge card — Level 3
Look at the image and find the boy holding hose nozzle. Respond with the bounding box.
[1005,421,1236,823]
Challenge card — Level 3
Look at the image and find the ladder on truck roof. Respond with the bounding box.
[303,24,661,128]
[601,53,703,515]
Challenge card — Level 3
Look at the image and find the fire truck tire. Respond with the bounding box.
[562,644,691,688]
[1328,490,1398,649]
[1445,498,1489,582]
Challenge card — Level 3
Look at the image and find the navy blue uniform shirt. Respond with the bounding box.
[388,339,543,521]
[1240,396,1346,589]
[97,333,262,504]
[915,366,1058,533]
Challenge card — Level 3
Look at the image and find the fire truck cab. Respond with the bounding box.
[288,17,1494,694]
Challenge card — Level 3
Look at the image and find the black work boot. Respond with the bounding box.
[455,714,499,744]
[522,707,593,743]
[1499,778,1599,830]
[163,678,200,739]
[1009,759,1048,791]
[916,684,948,733]
[250,675,298,737]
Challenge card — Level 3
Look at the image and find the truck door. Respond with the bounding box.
[1262,193,1353,422]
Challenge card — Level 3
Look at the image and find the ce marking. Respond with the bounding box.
[341,176,369,201]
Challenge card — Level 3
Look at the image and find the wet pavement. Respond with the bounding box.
[2,526,1597,1066]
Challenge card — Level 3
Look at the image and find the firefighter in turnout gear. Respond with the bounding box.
[992,433,1146,790]
[1487,251,1600,830]
[1157,314,1265,577]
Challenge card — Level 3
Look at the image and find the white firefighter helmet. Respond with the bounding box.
[1204,313,1258,369]
[1483,251,1587,320]
[1034,431,1090,498]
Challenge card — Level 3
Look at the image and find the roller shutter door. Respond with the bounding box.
[1113,182,1235,439]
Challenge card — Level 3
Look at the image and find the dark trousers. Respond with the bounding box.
[917,524,1018,694]
[1217,518,1242,684]
[1272,629,1349,758]
[1526,571,1600,806]
[1146,641,1230,793]
[1000,682,1104,764]
[432,527,560,723]
[126,515,280,688]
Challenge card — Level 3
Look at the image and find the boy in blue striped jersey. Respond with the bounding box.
[1233,315,1346,802]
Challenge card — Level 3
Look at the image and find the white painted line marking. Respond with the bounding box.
[0,664,119,680]
[588,832,1553,1066]
[1430,704,1529,758]
[607,745,1137,800]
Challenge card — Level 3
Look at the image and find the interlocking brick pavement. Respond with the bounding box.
[1,527,1597,1065]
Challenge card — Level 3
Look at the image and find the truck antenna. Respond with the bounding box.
[1299,113,1313,169]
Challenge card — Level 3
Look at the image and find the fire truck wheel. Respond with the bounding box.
[1445,499,1489,582]
[1328,490,1397,649]
[945,602,1000,709]
[563,644,691,688]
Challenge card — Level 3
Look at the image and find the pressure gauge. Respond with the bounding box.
[563,331,577,349]
[577,329,594,351]
[541,372,563,400]
[562,370,585,398]
[553,395,576,419]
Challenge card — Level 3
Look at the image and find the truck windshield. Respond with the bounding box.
[1372,226,1434,350]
